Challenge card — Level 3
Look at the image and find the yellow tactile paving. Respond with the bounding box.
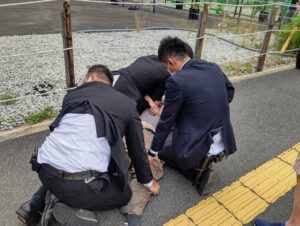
[213,181,268,224]
[163,142,300,226]
[185,197,242,226]
[239,158,296,203]
[163,214,195,226]
[292,142,300,152]
[278,148,299,165]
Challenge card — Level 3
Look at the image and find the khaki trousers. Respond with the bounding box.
[120,118,164,216]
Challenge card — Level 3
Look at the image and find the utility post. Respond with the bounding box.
[256,7,278,72]
[194,3,208,59]
[61,0,75,88]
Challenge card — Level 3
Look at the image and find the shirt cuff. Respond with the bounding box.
[148,149,159,157]
[143,180,153,188]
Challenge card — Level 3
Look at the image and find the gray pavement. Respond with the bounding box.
[0,69,299,225]
[0,0,235,36]
[0,0,195,36]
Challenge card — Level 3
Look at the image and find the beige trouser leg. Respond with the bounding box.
[120,156,164,215]
[120,128,164,216]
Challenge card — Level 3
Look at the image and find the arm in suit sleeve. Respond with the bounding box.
[125,105,153,184]
[149,81,166,101]
[223,73,235,103]
[150,78,183,153]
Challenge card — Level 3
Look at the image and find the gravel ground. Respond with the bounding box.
[0,29,292,129]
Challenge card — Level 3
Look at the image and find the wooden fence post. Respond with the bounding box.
[62,0,75,88]
[194,3,208,59]
[256,7,278,72]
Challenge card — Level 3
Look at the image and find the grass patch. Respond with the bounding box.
[0,94,17,106]
[221,61,254,76]
[274,15,300,54]
[25,106,56,125]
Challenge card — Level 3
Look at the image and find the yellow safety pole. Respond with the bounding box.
[280,27,297,53]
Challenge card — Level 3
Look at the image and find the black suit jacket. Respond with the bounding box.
[50,82,152,189]
[113,55,170,113]
[151,59,237,170]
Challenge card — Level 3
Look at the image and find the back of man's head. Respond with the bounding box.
[158,37,194,62]
[86,64,114,85]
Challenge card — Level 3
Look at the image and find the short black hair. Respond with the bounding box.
[87,64,114,85]
[158,37,194,62]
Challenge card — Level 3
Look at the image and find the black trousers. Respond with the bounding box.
[38,167,132,211]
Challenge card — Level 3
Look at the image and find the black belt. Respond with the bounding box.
[41,164,106,181]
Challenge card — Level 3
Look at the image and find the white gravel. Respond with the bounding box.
[0,29,259,130]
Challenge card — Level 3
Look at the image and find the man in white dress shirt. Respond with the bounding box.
[16,64,159,226]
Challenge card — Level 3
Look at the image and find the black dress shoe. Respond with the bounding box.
[16,200,42,226]
[195,168,216,195]
[53,203,98,226]
[127,214,141,226]
[42,192,59,226]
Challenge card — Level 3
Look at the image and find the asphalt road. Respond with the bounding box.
[0,0,247,36]
[0,69,299,226]
[0,0,198,36]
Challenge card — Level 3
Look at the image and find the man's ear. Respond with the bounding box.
[82,74,88,82]
[168,58,176,67]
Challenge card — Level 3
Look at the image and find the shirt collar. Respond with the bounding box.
[180,59,191,70]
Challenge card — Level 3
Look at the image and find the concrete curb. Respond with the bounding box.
[0,119,53,142]
[0,63,296,142]
[230,63,295,83]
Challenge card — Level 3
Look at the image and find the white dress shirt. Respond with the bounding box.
[38,113,111,173]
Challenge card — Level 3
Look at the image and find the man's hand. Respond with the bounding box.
[147,180,160,195]
[148,155,154,163]
[148,100,160,117]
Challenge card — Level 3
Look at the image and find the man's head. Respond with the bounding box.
[158,37,194,75]
[83,64,114,85]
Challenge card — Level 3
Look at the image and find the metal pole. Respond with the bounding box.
[194,4,208,59]
[256,7,278,72]
[62,0,75,88]
[234,0,239,17]
[278,0,286,29]
[153,0,155,12]
[237,0,244,22]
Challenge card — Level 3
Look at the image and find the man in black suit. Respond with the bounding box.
[148,37,237,194]
[113,55,170,116]
[16,65,159,226]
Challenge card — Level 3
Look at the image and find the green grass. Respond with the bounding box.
[25,106,56,125]
[274,15,300,54]
[0,94,17,106]
[221,61,254,76]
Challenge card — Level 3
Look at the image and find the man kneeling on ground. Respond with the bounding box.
[16,64,160,226]
[148,37,237,194]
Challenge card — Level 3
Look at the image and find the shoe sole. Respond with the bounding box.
[198,171,217,195]
[16,208,29,225]
[53,203,98,226]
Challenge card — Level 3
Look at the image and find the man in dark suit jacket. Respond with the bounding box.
[16,65,159,226]
[148,37,237,194]
[113,55,170,115]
